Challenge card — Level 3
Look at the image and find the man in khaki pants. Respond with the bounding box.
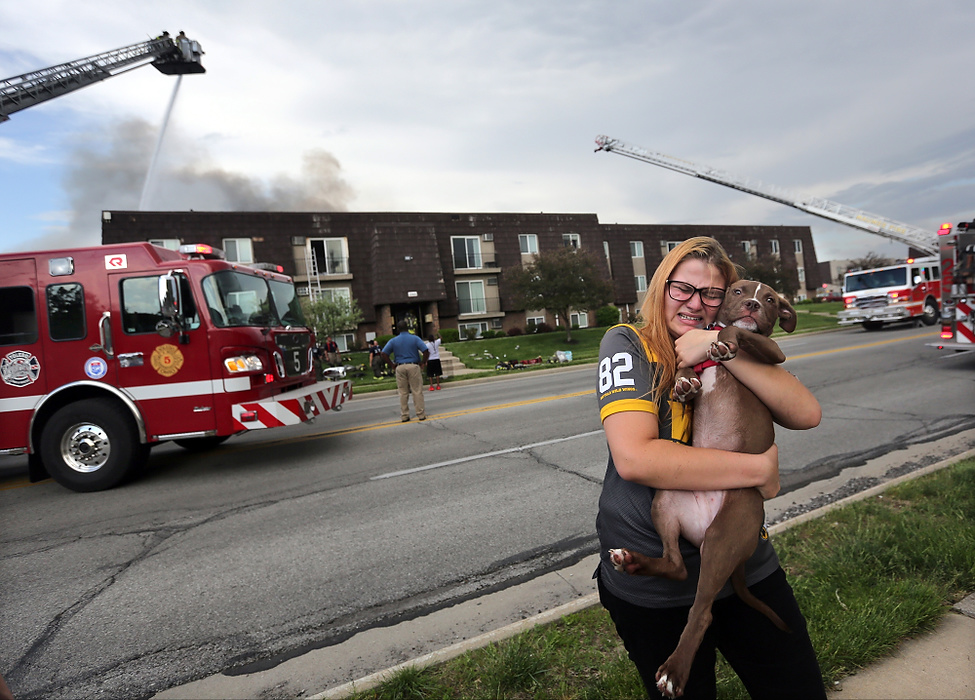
[380,321,430,422]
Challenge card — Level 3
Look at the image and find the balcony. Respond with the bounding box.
[457,296,503,317]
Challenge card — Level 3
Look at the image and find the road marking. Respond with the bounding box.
[786,330,938,361]
[371,430,604,480]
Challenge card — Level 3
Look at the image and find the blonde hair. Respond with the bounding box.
[638,237,740,404]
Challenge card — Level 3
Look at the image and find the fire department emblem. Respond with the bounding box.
[1,350,41,387]
[151,344,184,377]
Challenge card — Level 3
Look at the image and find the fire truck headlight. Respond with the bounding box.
[224,355,264,373]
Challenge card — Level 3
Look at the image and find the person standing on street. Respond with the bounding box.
[425,332,443,390]
[381,321,430,422]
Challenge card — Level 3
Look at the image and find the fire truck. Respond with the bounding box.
[836,256,941,330]
[0,242,352,492]
[932,220,975,350]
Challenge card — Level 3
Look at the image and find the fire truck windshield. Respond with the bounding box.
[845,267,907,292]
[202,270,306,329]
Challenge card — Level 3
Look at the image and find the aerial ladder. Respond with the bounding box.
[1,32,205,123]
[594,135,939,256]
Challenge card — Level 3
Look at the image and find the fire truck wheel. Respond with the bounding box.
[173,435,231,451]
[921,297,939,326]
[40,399,148,492]
[861,321,884,331]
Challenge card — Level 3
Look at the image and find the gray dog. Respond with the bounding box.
[610,279,797,698]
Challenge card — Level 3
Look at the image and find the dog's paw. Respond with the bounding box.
[656,673,678,698]
[707,339,737,362]
[608,548,627,573]
[673,375,701,403]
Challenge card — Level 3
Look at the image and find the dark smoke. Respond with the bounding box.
[37,117,356,250]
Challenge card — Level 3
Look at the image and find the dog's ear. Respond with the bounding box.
[778,294,797,333]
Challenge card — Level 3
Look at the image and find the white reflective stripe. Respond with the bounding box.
[127,379,222,401]
[0,394,44,414]
[260,401,305,425]
[223,376,250,393]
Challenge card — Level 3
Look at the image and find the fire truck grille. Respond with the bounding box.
[855,294,889,309]
[275,333,310,376]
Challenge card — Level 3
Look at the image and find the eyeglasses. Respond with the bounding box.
[665,280,726,307]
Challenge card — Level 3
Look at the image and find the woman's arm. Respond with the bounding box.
[675,329,821,430]
[603,410,781,499]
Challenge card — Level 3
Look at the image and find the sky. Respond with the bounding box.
[2,1,974,263]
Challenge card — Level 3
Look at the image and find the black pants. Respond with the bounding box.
[597,567,826,699]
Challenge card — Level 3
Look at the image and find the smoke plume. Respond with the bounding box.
[42,117,356,250]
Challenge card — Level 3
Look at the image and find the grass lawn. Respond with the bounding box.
[348,458,975,699]
[342,301,845,394]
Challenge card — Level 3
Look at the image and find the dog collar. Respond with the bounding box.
[693,359,721,373]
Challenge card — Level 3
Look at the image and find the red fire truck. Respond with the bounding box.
[0,242,352,492]
[932,220,975,350]
[837,256,942,330]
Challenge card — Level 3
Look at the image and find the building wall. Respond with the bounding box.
[102,211,821,346]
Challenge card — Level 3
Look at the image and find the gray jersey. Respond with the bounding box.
[595,324,779,608]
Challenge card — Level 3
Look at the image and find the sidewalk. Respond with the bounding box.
[825,594,975,699]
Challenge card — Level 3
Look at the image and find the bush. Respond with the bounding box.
[507,327,524,336]
[440,328,459,343]
[531,322,553,334]
[595,305,621,327]
[463,327,479,341]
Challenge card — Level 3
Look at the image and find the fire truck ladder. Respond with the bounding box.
[594,135,939,256]
[1,33,205,123]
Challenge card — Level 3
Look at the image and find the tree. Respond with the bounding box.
[304,294,364,344]
[503,247,614,342]
[739,254,799,300]
[847,253,894,273]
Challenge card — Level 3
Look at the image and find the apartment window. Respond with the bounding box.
[149,238,180,251]
[456,280,486,314]
[458,321,488,338]
[570,311,589,328]
[630,241,644,258]
[634,275,647,292]
[519,234,538,255]
[794,239,803,254]
[336,333,355,352]
[770,239,780,254]
[562,233,580,249]
[310,238,349,275]
[742,241,752,256]
[223,238,253,263]
[452,236,482,269]
[665,241,680,252]
[798,267,806,283]
[526,315,545,327]
[316,287,351,303]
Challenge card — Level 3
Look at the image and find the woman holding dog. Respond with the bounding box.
[595,237,825,699]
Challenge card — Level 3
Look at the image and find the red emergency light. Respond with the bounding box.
[939,223,953,235]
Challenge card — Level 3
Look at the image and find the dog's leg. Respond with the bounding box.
[717,327,785,365]
[654,489,766,698]
[673,367,702,403]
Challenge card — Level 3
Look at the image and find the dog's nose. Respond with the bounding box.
[743,299,760,310]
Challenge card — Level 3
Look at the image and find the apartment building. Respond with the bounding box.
[101,211,820,349]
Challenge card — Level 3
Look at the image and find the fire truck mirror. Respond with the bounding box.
[155,319,177,338]
[913,275,924,285]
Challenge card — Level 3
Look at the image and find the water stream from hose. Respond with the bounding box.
[138,74,183,210]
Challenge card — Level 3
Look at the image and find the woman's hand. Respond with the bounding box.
[674,328,719,368]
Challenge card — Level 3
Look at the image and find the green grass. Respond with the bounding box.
[347,459,975,699]
[342,308,844,394]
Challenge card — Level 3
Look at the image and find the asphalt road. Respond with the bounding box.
[1,324,973,699]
